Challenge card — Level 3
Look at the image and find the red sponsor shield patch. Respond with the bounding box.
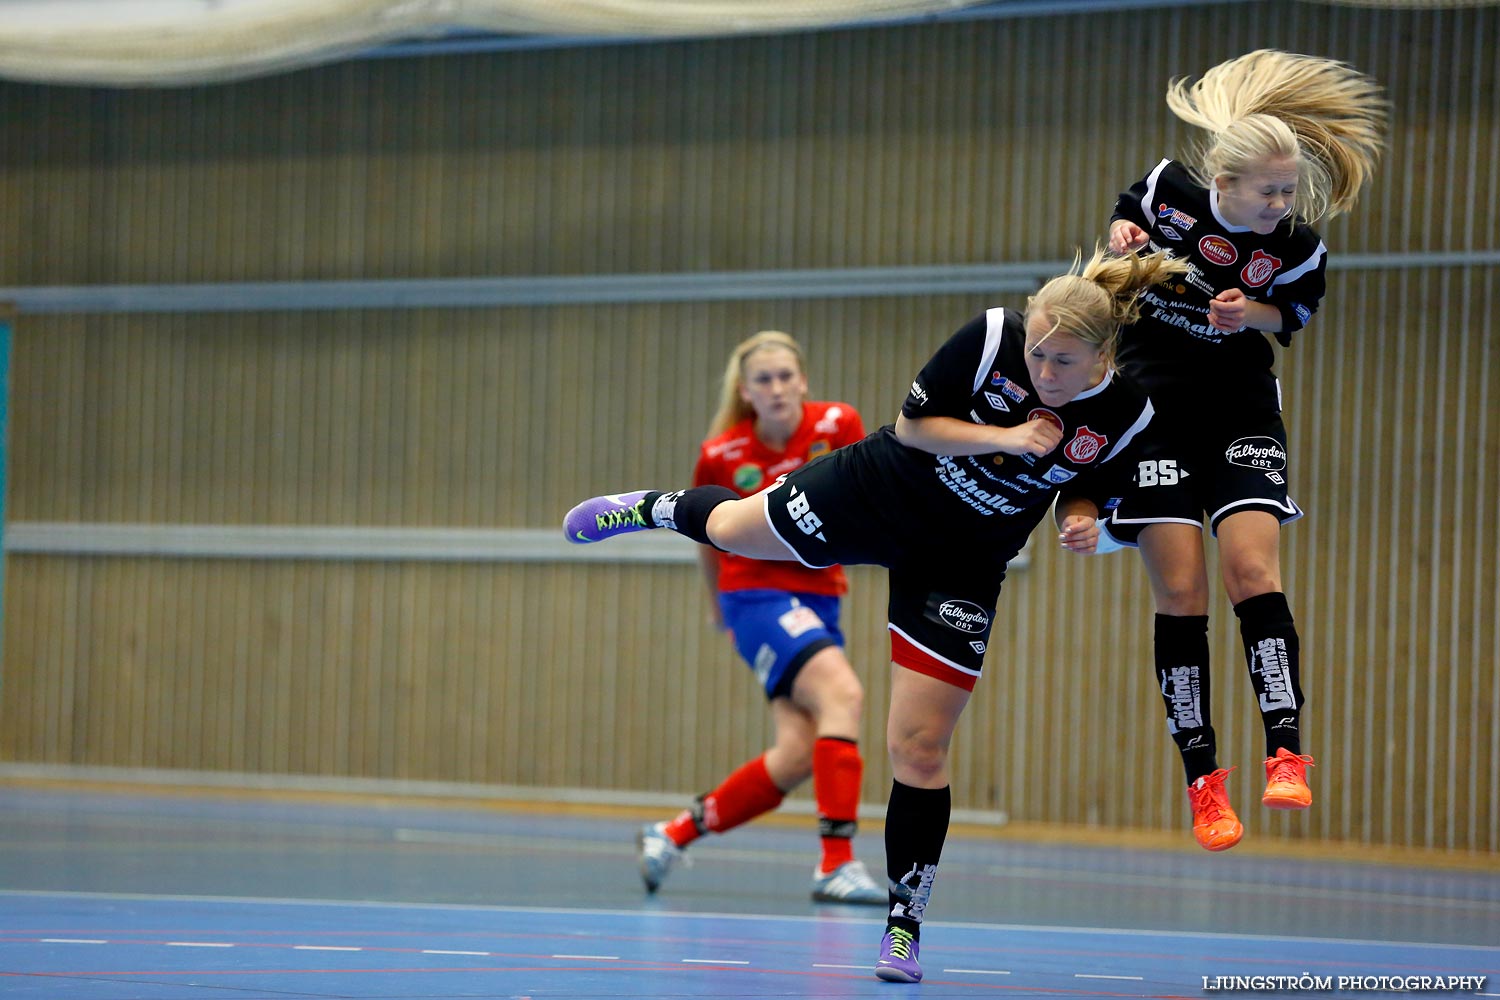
[1064,426,1107,464]
[1240,248,1282,288]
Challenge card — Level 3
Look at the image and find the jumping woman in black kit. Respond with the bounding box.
[565,246,1188,983]
[1101,50,1387,853]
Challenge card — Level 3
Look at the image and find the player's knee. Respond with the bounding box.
[822,671,864,721]
[1152,567,1209,614]
[1223,562,1280,605]
[887,730,948,784]
[705,498,754,548]
[773,742,815,784]
[796,651,864,723]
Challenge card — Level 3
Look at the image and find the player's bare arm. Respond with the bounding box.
[894,413,1061,458]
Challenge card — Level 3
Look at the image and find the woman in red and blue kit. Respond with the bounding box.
[631,330,886,906]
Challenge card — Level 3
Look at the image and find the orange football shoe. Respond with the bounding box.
[1187,768,1244,852]
[1262,747,1315,809]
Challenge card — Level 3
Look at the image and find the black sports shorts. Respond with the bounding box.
[1105,383,1303,544]
[763,443,1032,690]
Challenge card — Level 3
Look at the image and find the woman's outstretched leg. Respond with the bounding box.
[565,485,804,559]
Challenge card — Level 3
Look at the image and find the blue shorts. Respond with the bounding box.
[718,589,844,700]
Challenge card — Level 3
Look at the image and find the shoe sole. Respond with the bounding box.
[1263,793,1312,810]
[1194,825,1244,851]
[875,966,921,983]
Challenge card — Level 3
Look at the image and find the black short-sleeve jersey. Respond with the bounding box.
[1112,158,1327,401]
[853,307,1153,539]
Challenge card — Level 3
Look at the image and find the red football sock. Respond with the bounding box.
[664,754,784,847]
[660,808,701,848]
[814,736,863,874]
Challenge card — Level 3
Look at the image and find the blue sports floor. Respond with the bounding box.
[1,784,1495,998]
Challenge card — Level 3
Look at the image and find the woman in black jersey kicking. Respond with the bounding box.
[565,246,1187,983]
[1102,50,1386,852]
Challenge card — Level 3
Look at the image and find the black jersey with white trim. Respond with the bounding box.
[855,307,1153,535]
[1112,158,1327,398]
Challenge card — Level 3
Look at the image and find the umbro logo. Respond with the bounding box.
[983,392,1010,412]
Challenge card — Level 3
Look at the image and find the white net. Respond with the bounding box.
[0,0,1491,86]
[0,0,995,87]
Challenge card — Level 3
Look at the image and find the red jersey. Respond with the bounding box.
[693,400,866,596]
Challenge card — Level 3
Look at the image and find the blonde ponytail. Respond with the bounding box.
[1028,247,1190,365]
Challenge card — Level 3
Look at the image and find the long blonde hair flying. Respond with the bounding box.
[1166,49,1388,223]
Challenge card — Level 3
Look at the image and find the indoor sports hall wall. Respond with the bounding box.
[0,0,1495,854]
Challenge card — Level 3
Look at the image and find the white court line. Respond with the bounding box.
[292,945,362,951]
[1076,973,1145,980]
[422,949,490,955]
[9,889,1497,955]
[40,938,106,944]
[813,963,867,969]
[8,893,1488,953]
[682,958,750,965]
[552,954,619,960]
[946,968,1012,975]
[166,942,234,948]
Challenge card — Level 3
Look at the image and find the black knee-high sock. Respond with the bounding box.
[641,486,737,548]
[1234,592,1303,757]
[884,780,949,939]
[1155,613,1218,785]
